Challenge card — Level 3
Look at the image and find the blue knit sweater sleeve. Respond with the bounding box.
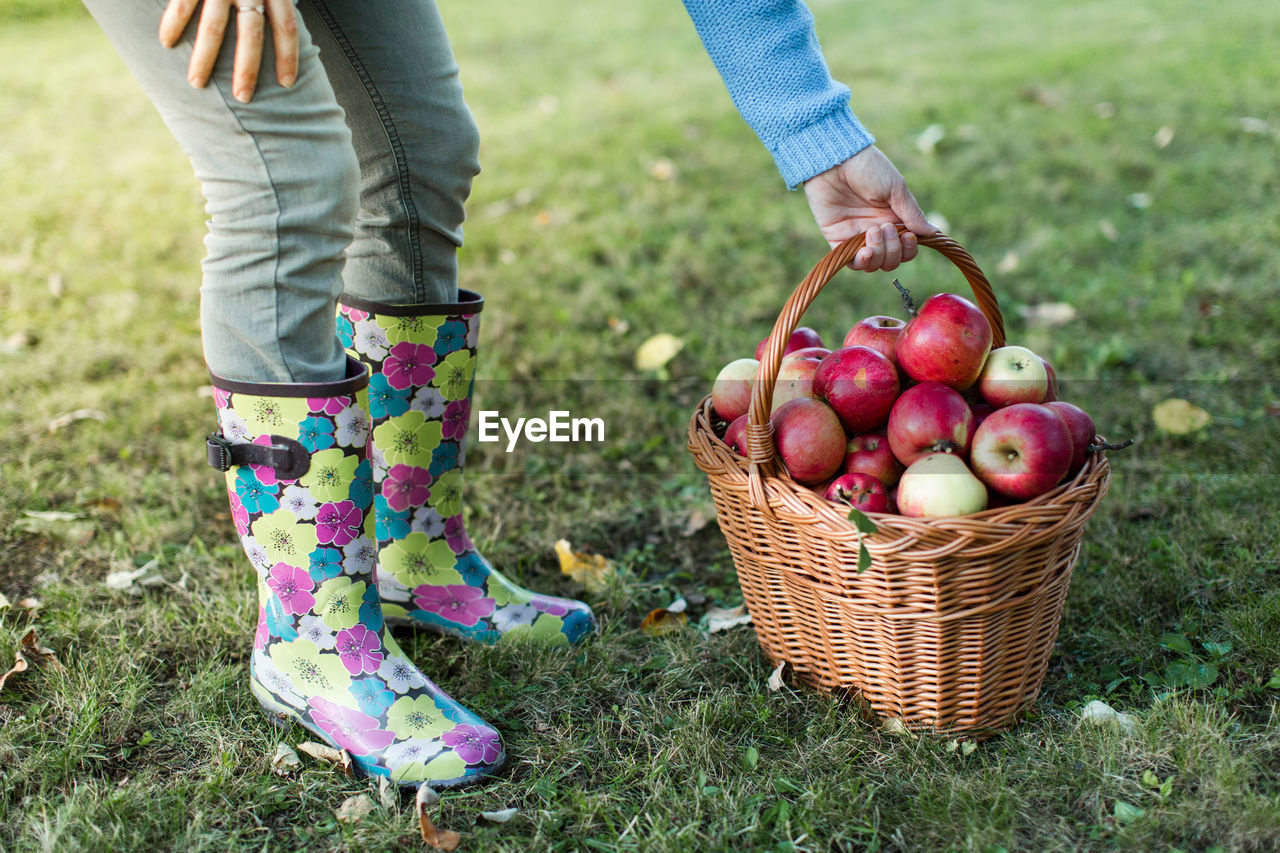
[680,0,874,188]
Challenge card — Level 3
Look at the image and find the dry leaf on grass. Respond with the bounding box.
[0,593,9,610]
[554,539,614,592]
[1152,399,1210,435]
[297,741,353,776]
[0,629,65,691]
[271,743,301,776]
[706,604,752,634]
[665,597,688,614]
[634,333,683,371]
[1017,302,1077,327]
[47,408,105,433]
[1081,699,1138,733]
[647,158,677,182]
[377,776,397,810]
[106,560,165,594]
[335,794,376,823]
[13,510,95,546]
[480,807,518,823]
[417,786,461,851]
[679,506,712,537]
[1153,126,1176,149]
[640,608,687,637]
[767,660,788,692]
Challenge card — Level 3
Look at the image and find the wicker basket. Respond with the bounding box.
[687,229,1111,734]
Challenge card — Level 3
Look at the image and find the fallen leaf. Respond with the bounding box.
[641,608,687,636]
[1099,219,1119,241]
[1153,126,1175,149]
[996,250,1019,274]
[607,315,630,335]
[377,775,397,810]
[47,272,64,298]
[0,593,9,610]
[1127,192,1152,210]
[680,506,712,537]
[1113,800,1145,825]
[16,597,42,616]
[335,794,376,823]
[705,604,752,634]
[479,807,519,823]
[417,786,461,851]
[0,629,65,691]
[767,660,788,692]
[666,597,688,614]
[84,496,123,514]
[1152,399,1211,435]
[881,717,913,737]
[1081,699,1138,733]
[915,123,946,156]
[13,511,95,545]
[1018,302,1078,327]
[634,333,684,371]
[1094,102,1116,119]
[648,158,677,181]
[106,560,165,594]
[271,743,301,776]
[47,409,106,433]
[297,741,354,776]
[554,539,614,593]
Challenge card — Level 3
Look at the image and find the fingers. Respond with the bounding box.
[187,0,233,88]
[159,0,198,48]
[231,4,266,102]
[268,0,298,88]
[854,223,909,272]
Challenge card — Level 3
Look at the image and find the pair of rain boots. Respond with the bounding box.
[207,291,593,787]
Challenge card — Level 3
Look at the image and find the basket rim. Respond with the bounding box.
[688,394,1111,541]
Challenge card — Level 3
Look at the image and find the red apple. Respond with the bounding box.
[896,453,988,517]
[886,382,976,466]
[770,355,822,412]
[755,327,825,361]
[723,414,749,457]
[842,433,904,487]
[1044,401,1096,474]
[978,345,1049,407]
[843,315,906,367]
[813,346,900,434]
[970,403,1073,499]
[772,398,846,485]
[896,293,994,389]
[712,357,759,421]
[1041,357,1059,402]
[824,472,890,513]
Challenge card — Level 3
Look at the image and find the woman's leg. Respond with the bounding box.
[299,0,481,305]
[81,0,358,382]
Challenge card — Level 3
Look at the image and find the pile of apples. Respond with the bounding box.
[711,293,1097,517]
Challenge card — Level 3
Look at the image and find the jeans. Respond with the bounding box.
[81,0,481,382]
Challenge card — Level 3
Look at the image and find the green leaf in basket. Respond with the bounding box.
[848,508,877,574]
[847,508,879,535]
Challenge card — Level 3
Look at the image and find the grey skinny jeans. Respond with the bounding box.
[82,0,481,383]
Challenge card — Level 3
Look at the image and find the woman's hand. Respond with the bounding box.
[803,146,938,272]
[159,0,299,103]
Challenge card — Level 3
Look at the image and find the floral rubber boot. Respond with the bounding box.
[207,355,504,787]
[337,290,596,646]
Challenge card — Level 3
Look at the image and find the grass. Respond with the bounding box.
[2,0,1280,849]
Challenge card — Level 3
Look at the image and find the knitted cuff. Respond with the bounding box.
[770,106,876,190]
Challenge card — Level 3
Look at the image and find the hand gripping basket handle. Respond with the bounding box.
[744,226,1007,509]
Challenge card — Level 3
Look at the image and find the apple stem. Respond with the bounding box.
[1090,437,1135,452]
[893,279,916,317]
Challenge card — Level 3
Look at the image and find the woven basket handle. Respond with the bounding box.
[745,226,1006,509]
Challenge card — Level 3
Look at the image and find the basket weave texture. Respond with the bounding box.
[686,230,1111,734]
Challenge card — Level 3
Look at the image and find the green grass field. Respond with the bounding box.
[3,0,1280,850]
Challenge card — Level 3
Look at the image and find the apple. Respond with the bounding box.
[843,315,906,367]
[896,453,988,517]
[842,433,904,488]
[755,327,825,361]
[782,345,832,363]
[1041,357,1059,402]
[723,414,749,457]
[886,382,976,466]
[712,357,759,421]
[824,472,890,513]
[770,355,823,412]
[978,345,1049,407]
[772,398,846,485]
[1044,401,1096,475]
[896,293,994,389]
[970,403,1073,499]
[813,346,900,434]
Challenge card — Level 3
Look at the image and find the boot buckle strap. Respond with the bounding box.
[206,432,311,479]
